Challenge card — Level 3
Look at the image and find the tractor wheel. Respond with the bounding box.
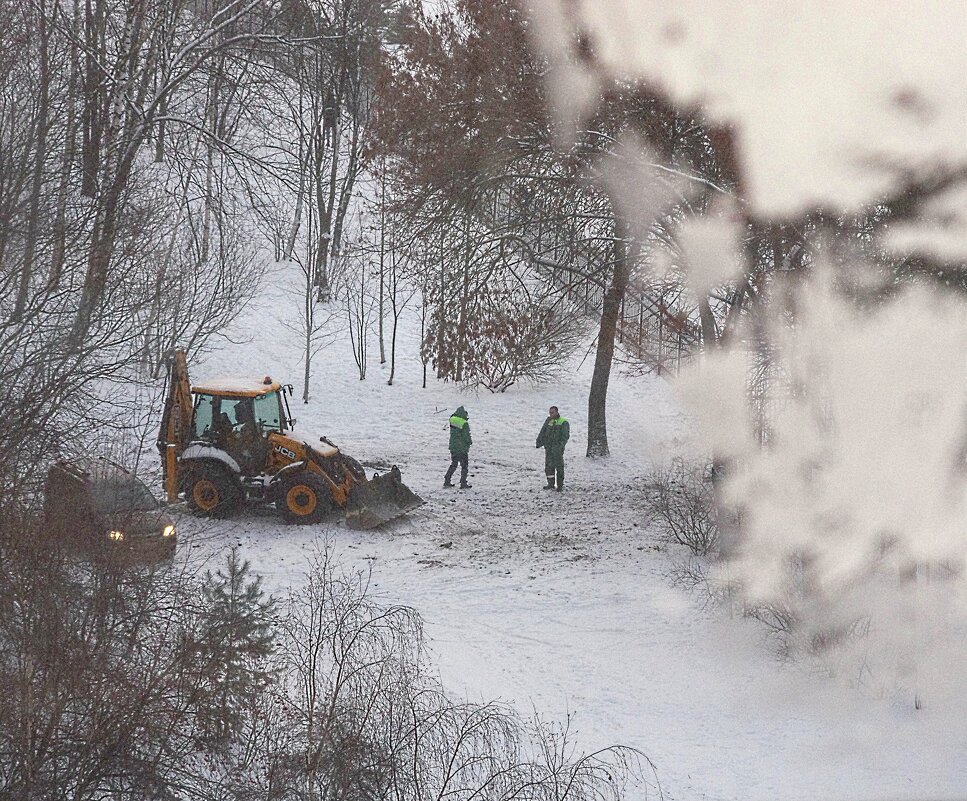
[185,464,240,518]
[277,473,332,524]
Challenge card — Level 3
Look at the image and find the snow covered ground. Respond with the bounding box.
[169,260,967,801]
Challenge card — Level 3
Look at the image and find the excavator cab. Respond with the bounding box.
[193,385,290,441]
[191,384,286,472]
[157,350,423,529]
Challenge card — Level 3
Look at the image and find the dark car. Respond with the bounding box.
[44,458,176,560]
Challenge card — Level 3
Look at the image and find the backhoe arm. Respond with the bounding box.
[157,349,193,502]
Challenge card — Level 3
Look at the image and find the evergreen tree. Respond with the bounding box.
[193,548,277,746]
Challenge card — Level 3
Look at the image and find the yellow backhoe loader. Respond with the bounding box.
[157,350,423,529]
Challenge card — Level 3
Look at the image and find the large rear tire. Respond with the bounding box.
[277,472,332,524]
[185,463,240,518]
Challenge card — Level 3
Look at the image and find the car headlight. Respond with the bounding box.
[162,524,175,538]
[108,530,125,542]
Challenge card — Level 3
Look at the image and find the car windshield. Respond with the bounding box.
[92,474,160,514]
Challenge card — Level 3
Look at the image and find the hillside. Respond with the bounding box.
[168,258,967,801]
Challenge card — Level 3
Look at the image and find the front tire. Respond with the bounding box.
[185,463,240,518]
[277,472,332,524]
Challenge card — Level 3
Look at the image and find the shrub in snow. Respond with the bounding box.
[646,458,719,556]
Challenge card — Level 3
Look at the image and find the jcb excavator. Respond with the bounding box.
[157,350,423,529]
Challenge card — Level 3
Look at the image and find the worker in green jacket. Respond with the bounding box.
[444,405,472,489]
[536,405,569,491]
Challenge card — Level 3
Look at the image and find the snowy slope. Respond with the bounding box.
[172,258,967,801]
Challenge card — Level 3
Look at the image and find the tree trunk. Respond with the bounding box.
[436,230,446,379]
[330,96,361,265]
[698,297,717,345]
[421,297,428,389]
[388,313,398,386]
[283,62,307,261]
[378,169,386,364]
[388,252,398,385]
[73,175,125,340]
[73,1,142,340]
[154,96,167,161]
[586,227,630,458]
[313,151,331,301]
[202,139,215,262]
[201,61,223,264]
[49,164,75,290]
[50,0,82,288]
[14,7,51,320]
[303,270,312,403]
[314,99,341,303]
[81,0,104,198]
[455,216,472,382]
[285,148,308,261]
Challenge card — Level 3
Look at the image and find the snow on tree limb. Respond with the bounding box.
[524,0,967,220]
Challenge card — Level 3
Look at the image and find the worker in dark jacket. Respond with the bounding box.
[444,406,472,489]
[536,406,569,491]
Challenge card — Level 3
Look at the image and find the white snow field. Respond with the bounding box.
[171,261,967,801]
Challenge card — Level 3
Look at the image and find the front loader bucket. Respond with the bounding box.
[344,465,424,530]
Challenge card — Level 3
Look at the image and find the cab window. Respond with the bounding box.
[193,394,215,439]
[219,398,245,426]
[254,391,282,431]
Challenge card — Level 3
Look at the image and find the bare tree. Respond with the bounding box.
[63,0,274,340]
[384,241,417,386]
[0,531,273,800]
[266,0,390,302]
[369,1,725,452]
[286,207,342,403]
[261,545,660,801]
[343,246,375,380]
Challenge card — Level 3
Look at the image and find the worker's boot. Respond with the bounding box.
[443,481,455,488]
[556,481,564,492]
[460,481,472,489]
[543,476,555,489]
